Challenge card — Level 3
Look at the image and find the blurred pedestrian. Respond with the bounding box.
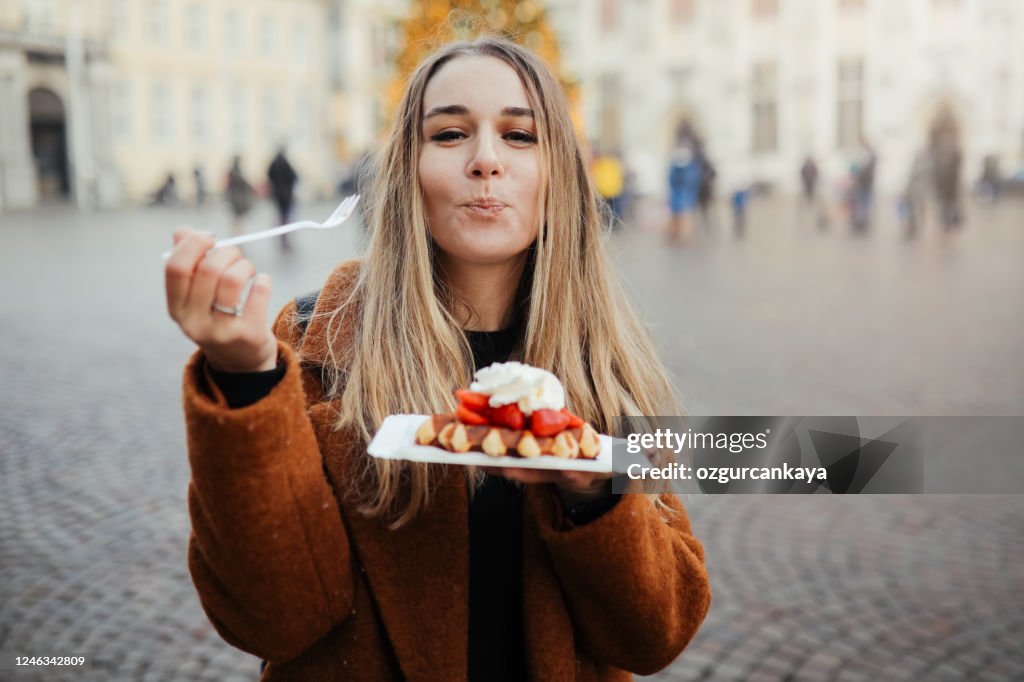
[151,172,178,206]
[800,156,819,202]
[930,110,963,231]
[901,149,932,239]
[975,155,1001,205]
[268,147,300,252]
[696,151,716,233]
[800,156,827,229]
[193,165,206,207]
[850,139,877,232]
[225,156,255,237]
[667,136,703,244]
[620,167,637,224]
[731,181,750,238]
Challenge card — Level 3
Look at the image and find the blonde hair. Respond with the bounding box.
[319,37,681,527]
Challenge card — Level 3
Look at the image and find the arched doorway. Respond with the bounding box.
[28,88,70,201]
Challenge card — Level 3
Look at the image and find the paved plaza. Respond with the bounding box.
[1,196,1023,680]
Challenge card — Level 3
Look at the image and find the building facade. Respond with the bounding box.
[4,0,1022,210]
[0,0,365,210]
[545,0,1024,197]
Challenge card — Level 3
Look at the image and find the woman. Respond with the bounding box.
[165,37,709,681]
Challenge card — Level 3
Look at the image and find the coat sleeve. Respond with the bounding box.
[183,301,354,663]
[526,486,711,675]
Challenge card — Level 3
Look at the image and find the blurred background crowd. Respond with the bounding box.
[2,0,1022,237]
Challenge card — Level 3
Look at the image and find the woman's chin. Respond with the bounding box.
[438,242,532,268]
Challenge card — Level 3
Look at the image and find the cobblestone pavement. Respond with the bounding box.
[2,198,1022,681]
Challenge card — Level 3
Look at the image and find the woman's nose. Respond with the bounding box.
[466,133,504,178]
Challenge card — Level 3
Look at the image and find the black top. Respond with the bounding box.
[208,315,617,681]
[464,326,526,681]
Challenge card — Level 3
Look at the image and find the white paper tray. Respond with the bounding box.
[368,414,619,472]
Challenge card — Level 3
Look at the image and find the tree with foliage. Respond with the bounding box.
[387,0,571,120]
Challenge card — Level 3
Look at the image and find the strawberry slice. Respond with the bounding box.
[455,389,490,413]
[457,403,489,425]
[530,408,571,437]
[490,403,525,430]
[561,408,585,428]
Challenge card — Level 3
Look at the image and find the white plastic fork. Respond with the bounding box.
[161,194,360,260]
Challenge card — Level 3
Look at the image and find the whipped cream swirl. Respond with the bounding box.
[469,361,565,415]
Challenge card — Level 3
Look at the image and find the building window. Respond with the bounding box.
[752,0,778,19]
[837,58,864,148]
[751,62,777,153]
[229,85,247,151]
[599,73,621,151]
[149,82,174,143]
[224,10,243,56]
[191,85,209,145]
[186,4,207,50]
[295,90,313,144]
[671,0,695,25]
[262,90,281,144]
[24,0,58,33]
[292,18,310,68]
[259,15,277,56]
[146,0,171,45]
[112,79,133,141]
[668,67,692,105]
[106,0,131,41]
[600,0,618,35]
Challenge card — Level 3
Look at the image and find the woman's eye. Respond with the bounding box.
[430,130,465,142]
[505,130,537,144]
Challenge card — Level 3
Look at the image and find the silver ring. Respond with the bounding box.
[211,301,245,317]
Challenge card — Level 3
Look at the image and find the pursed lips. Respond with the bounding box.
[462,198,508,217]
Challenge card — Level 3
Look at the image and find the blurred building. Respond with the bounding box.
[5,0,1022,210]
[0,0,404,211]
[545,0,1024,197]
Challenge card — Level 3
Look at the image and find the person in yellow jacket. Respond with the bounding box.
[593,150,626,223]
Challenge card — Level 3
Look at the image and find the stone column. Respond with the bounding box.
[86,57,122,207]
[0,49,39,210]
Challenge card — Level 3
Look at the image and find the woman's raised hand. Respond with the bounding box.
[165,228,278,373]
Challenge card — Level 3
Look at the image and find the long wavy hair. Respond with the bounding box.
[318,37,681,527]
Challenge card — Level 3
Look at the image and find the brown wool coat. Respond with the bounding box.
[183,259,711,681]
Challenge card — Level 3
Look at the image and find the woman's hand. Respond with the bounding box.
[482,467,615,506]
[165,227,278,373]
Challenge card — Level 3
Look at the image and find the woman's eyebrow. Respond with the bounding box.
[422,105,535,120]
[501,106,534,118]
[423,104,469,119]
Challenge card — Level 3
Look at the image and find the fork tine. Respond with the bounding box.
[325,196,352,224]
[348,195,360,215]
[326,201,345,224]
[344,194,359,214]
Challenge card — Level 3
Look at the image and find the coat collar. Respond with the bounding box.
[295,258,363,371]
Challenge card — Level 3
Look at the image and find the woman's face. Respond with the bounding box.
[419,55,542,268]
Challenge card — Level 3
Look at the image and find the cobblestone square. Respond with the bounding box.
[2,198,1022,680]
